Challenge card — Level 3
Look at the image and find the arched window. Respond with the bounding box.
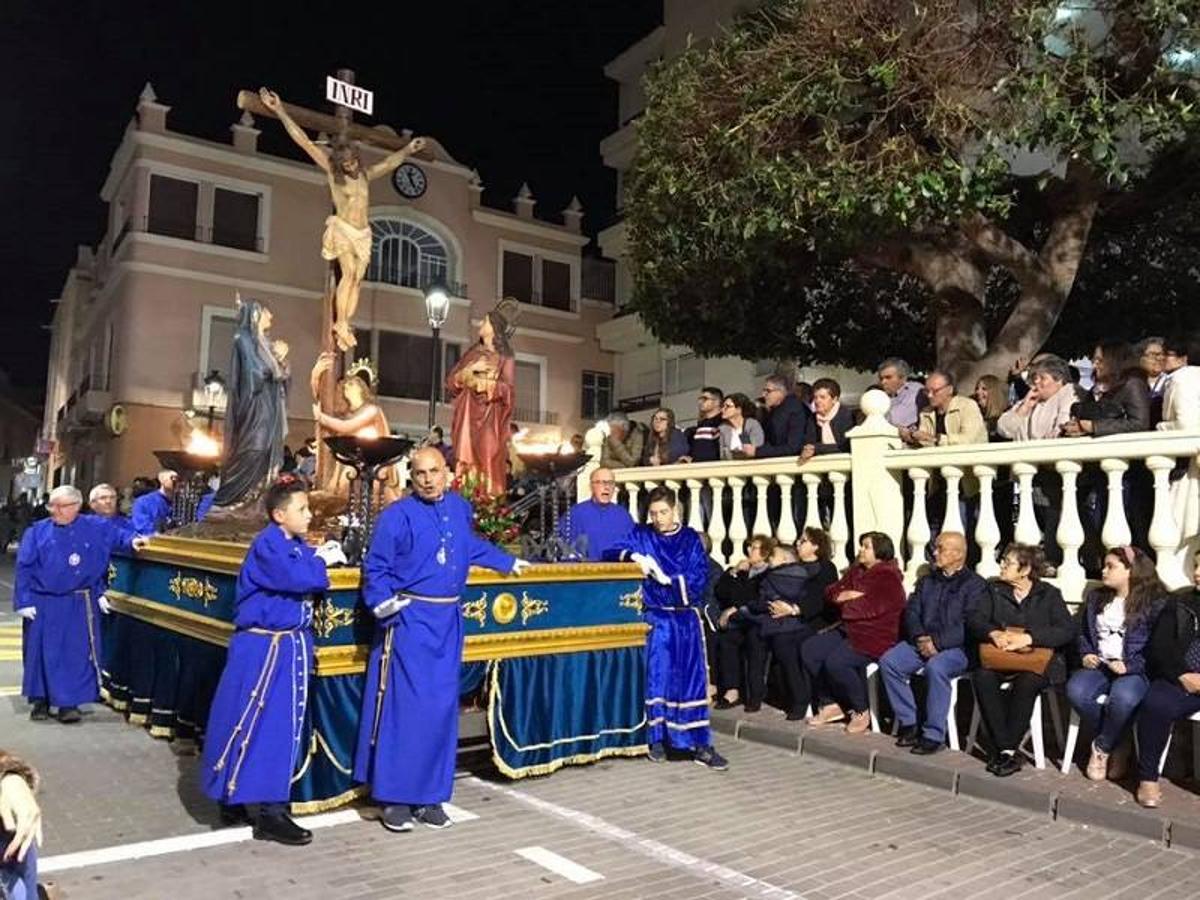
[366,220,449,290]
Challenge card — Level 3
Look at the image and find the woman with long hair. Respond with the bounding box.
[718,392,764,459]
[1062,340,1151,437]
[642,407,688,466]
[973,375,1008,441]
[1066,546,1165,781]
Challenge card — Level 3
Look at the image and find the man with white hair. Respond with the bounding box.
[131,470,178,534]
[88,483,129,528]
[877,357,925,430]
[14,486,147,723]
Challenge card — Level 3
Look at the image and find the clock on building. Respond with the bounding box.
[392,162,427,199]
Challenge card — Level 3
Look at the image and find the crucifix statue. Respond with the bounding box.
[248,86,426,352]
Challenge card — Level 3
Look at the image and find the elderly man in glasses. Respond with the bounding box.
[559,467,635,561]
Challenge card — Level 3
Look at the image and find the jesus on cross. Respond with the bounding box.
[259,87,426,351]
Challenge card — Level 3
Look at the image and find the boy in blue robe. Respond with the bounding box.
[131,470,177,534]
[605,485,728,769]
[14,486,146,723]
[201,479,338,845]
[558,467,634,561]
[355,448,530,833]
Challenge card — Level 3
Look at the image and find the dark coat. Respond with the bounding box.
[1079,378,1152,436]
[903,567,990,651]
[1146,590,1200,682]
[804,405,855,455]
[705,566,766,632]
[967,580,1076,683]
[1077,588,1164,675]
[759,395,811,458]
[741,559,838,636]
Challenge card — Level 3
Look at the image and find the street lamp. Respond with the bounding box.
[202,370,227,432]
[424,282,451,431]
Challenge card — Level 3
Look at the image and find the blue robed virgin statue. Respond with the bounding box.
[211,299,290,510]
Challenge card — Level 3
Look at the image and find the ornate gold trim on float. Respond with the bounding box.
[105,592,649,677]
[136,536,642,590]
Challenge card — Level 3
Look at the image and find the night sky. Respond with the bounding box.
[0,1,661,395]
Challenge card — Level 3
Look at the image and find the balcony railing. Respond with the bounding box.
[512,407,559,426]
[582,393,1200,608]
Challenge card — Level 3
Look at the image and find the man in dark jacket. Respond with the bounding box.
[743,374,810,459]
[683,386,724,463]
[879,532,987,754]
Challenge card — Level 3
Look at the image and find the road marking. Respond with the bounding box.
[39,809,364,874]
[0,687,22,697]
[466,776,805,900]
[443,802,479,823]
[515,846,603,884]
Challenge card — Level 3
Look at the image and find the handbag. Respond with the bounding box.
[979,627,1053,675]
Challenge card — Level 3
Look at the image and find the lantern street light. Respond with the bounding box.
[424,283,451,431]
[202,369,227,432]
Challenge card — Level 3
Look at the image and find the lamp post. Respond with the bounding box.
[202,370,227,432]
[424,283,451,431]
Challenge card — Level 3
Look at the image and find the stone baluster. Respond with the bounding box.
[905,468,932,583]
[940,466,965,535]
[973,465,1001,578]
[1012,463,1041,546]
[686,478,706,534]
[752,476,771,540]
[707,477,728,565]
[802,474,823,529]
[828,472,850,571]
[664,479,683,528]
[625,481,641,524]
[1147,455,1185,587]
[1100,459,1132,550]
[1054,461,1086,601]
[775,474,798,546]
[727,477,749,566]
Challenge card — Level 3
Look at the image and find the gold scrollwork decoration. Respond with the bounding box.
[520,591,549,626]
[619,586,644,615]
[462,595,488,628]
[491,591,518,626]
[168,571,220,608]
[312,601,357,639]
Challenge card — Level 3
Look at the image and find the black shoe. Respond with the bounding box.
[910,737,943,756]
[252,813,312,846]
[57,706,82,724]
[785,709,806,722]
[992,754,1023,778]
[743,701,762,713]
[647,742,667,763]
[29,701,49,722]
[415,803,452,830]
[894,724,920,748]
[219,804,248,826]
[693,746,729,771]
[712,697,741,710]
[381,804,414,832]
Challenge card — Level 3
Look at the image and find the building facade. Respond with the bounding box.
[42,85,616,491]
[0,373,41,501]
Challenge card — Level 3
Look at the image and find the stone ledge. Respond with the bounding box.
[1055,794,1169,842]
[874,751,960,792]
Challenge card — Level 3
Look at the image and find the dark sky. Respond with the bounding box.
[0,1,661,393]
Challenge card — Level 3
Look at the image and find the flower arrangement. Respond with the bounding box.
[452,472,521,546]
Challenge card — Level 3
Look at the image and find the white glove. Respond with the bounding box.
[630,553,671,586]
[372,595,410,619]
[511,559,532,576]
[98,594,113,615]
[596,419,611,438]
[17,607,35,621]
[314,541,348,567]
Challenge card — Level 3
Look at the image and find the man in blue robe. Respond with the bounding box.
[605,485,728,769]
[558,467,634,561]
[131,470,177,534]
[14,486,146,723]
[87,483,135,704]
[355,448,530,833]
[201,480,338,845]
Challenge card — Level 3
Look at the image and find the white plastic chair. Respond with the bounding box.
[1060,692,1141,775]
[966,680,1065,770]
[1153,710,1200,776]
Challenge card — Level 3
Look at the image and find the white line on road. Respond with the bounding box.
[443,802,479,823]
[466,776,805,900]
[514,846,604,884]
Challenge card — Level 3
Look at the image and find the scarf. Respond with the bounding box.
[816,402,842,446]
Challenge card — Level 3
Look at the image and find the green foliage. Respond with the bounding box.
[626,0,1200,370]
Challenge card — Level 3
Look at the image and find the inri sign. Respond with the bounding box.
[326,76,373,116]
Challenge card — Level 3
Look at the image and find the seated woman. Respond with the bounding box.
[804,532,906,734]
[641,407,689,467]
[718,393,765,459]
[1134,557,1200,808]
[968,543,1075,777]
[738,528,838,720]
[709,535,776,709]
[1067,546,1165,781]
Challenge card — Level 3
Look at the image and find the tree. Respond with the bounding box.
[626,0,1200,383]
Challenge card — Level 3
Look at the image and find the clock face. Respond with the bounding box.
[392,163,427,199]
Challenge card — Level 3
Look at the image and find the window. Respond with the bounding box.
[663,353,703,396]
[513,359,543,423]
[212,187,260,251]
[367,220,449,290]
[147,175,198,240]
[356,329,461,402]
[541,260,571,310]
[205,313,238,383]
[581,371,614,420]
[502,251,534,304]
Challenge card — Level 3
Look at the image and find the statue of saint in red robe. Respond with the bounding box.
[445,307,515,495]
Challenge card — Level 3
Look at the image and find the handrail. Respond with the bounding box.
[609,453,851,482]
[883,430,1200,471]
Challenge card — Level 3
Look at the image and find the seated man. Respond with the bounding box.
[880,532,987,754]
[558,467,634,561]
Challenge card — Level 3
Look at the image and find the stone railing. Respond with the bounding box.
[580,391,1200,606]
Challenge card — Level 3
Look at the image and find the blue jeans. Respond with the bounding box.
[879,643,968,743]
[1066,668,1149,753]
[0,836,37,900]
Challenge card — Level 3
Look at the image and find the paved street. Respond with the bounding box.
[5,552,1200,899]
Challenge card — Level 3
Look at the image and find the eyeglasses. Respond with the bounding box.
[924,383,951,395]
[1142,351,1165,359]
[763,386,783,394]
[591,479,616,487]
